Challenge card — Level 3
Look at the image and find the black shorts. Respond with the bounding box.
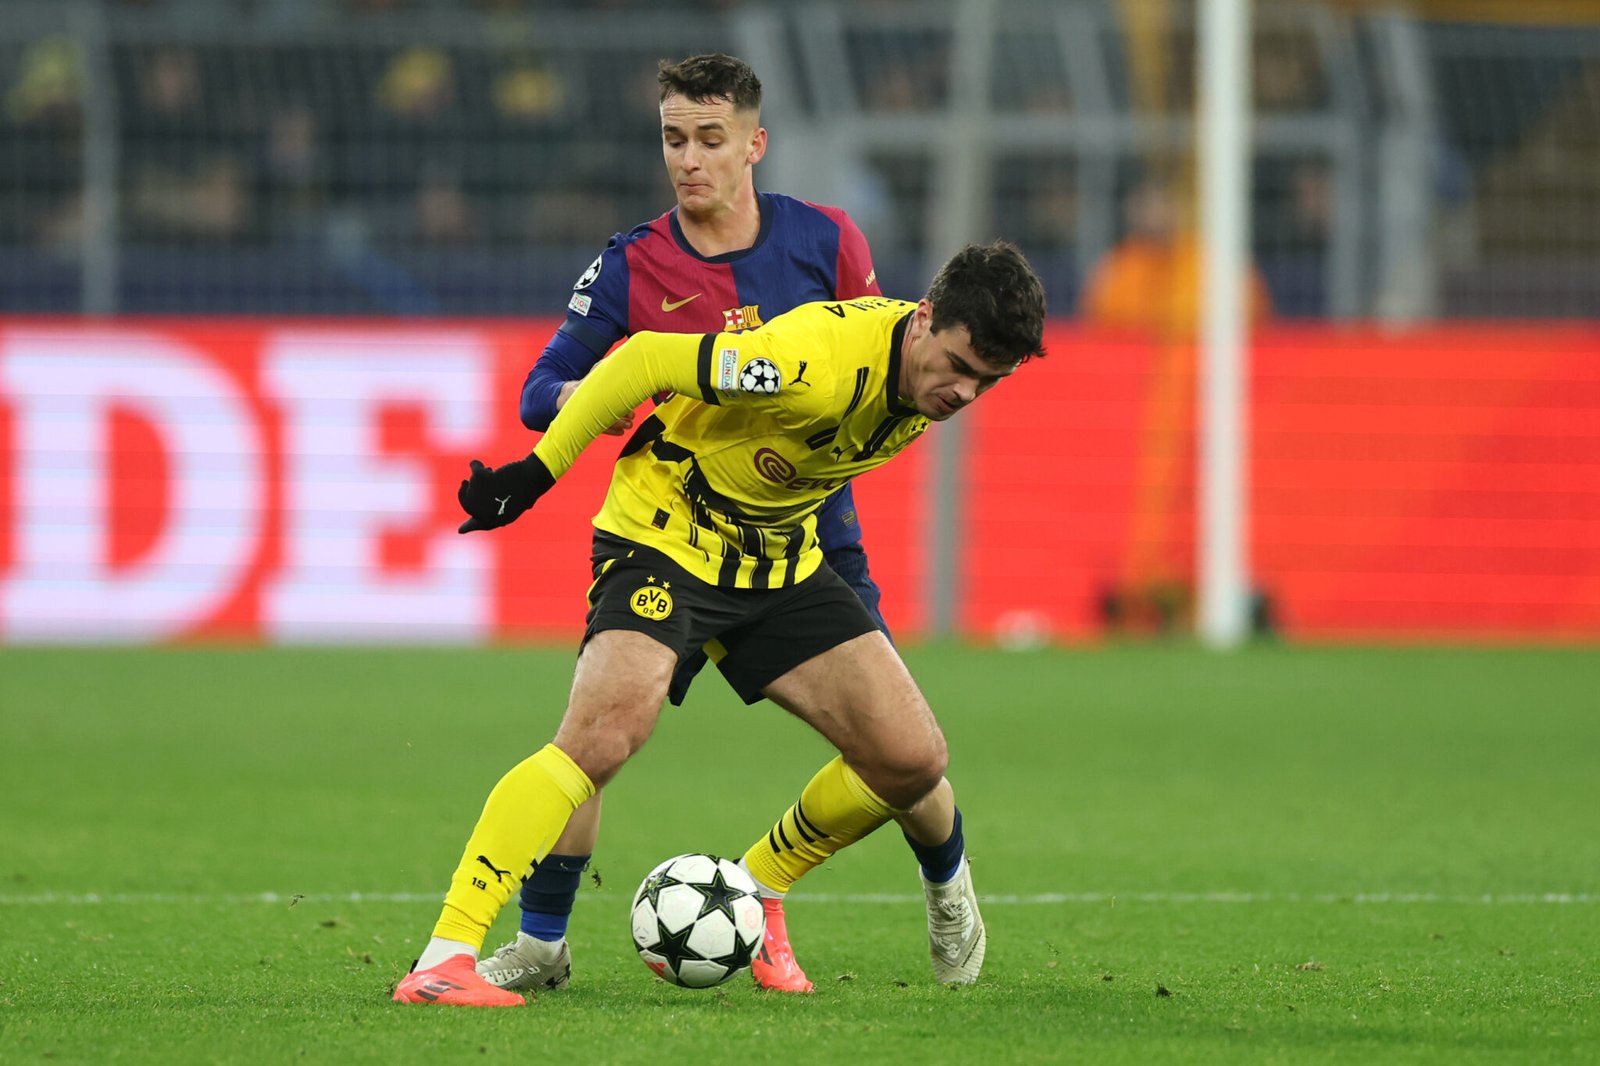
[583,533,879,705]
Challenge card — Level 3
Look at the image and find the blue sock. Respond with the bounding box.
[903,807,964,884]
[518,853,589,940]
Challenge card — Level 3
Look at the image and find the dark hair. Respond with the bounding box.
[657,53,762,112]
[926,240,1047,366]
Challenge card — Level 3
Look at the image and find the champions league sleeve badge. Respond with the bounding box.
[574,254,602,289]
[737,357,782,395]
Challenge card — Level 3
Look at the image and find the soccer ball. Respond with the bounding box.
[630,853,766,988]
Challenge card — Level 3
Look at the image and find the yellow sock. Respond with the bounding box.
[742,756,898,894]
[431,743,595,947]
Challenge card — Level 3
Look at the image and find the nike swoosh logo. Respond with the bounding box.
[660,293,701,312]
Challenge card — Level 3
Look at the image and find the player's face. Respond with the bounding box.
[660,93,766,220]
[898,300,1016,421]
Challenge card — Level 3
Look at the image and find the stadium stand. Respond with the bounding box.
[1,0,1596,318]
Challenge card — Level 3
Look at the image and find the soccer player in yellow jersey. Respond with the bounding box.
[478,54,982,997]
[394,241,1047,1006]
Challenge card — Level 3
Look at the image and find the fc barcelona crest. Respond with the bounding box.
[722,304,764,332]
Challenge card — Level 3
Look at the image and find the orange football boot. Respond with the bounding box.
[393,953,526,1007]
[750,897,815,993]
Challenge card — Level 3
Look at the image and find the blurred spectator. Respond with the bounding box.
[493,65,566,123]
[1081,174,1272,333]
[129,155,250,241]
[6,35,82,125]
[993,28,1073,114]
[265,104,319,190]
[4,35,86,249]
[377,45,455,122]
[863,64,922,112]
[122,44,250,241]
[854,26,949,112]
[411,163,480,245]
[1084,173,1270,636]
[1254,159,1334,255]
[1253,31,1327,114]
[860,55,950,112]
[365,45,486,248]
[143,44,201,117]
[518,183,625,244]
[996,158,1076,254]
[1475,60,1600,255]
[256,102,328,242]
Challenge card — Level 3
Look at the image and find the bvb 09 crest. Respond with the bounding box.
[631,583,673,620]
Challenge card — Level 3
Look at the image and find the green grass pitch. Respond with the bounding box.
[2,644,1597,1064]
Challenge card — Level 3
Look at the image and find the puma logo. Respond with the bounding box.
[793,361,810,387]
[660,293,701,312]
[495,495,512,515]
[476,854,513,884]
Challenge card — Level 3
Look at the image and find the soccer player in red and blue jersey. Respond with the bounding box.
[474,54,976,995]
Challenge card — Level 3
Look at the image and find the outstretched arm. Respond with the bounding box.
[457,330,710,532]
[531,330,704,476]
[520,330,600,431]
[520,331,635,436]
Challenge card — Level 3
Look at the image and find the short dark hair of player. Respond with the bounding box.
[657,53,762,113]
[926,240,1048,367]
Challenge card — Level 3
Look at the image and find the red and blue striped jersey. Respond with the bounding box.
[521,192,882,552]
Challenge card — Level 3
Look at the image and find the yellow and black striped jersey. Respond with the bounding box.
[532,296,930,589]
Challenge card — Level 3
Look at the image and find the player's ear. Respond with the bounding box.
[747,125,768,166]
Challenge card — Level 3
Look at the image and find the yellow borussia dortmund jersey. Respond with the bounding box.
[532,296,930,589]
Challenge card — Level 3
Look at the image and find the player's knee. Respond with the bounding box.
[553,697,665,788]
[910,734,950,799]
[559,635,674,785]
[869,732,947,810]
[559,724,653,788]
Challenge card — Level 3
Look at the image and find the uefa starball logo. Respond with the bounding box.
[752,448,797,484]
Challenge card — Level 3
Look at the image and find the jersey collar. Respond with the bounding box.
[667,192,774,263]
[885,310,918,417]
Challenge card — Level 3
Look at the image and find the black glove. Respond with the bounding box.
[457,455,555,533]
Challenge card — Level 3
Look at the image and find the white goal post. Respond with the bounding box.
[1197,0,1253,648]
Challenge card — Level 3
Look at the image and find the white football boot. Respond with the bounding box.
[922,857,986,986]
[475,932,572,991]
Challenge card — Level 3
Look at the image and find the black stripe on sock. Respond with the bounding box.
[788,808,816,846]
[794,799,832,840]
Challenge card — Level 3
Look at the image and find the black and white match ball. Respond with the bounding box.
[629,853,766,988]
